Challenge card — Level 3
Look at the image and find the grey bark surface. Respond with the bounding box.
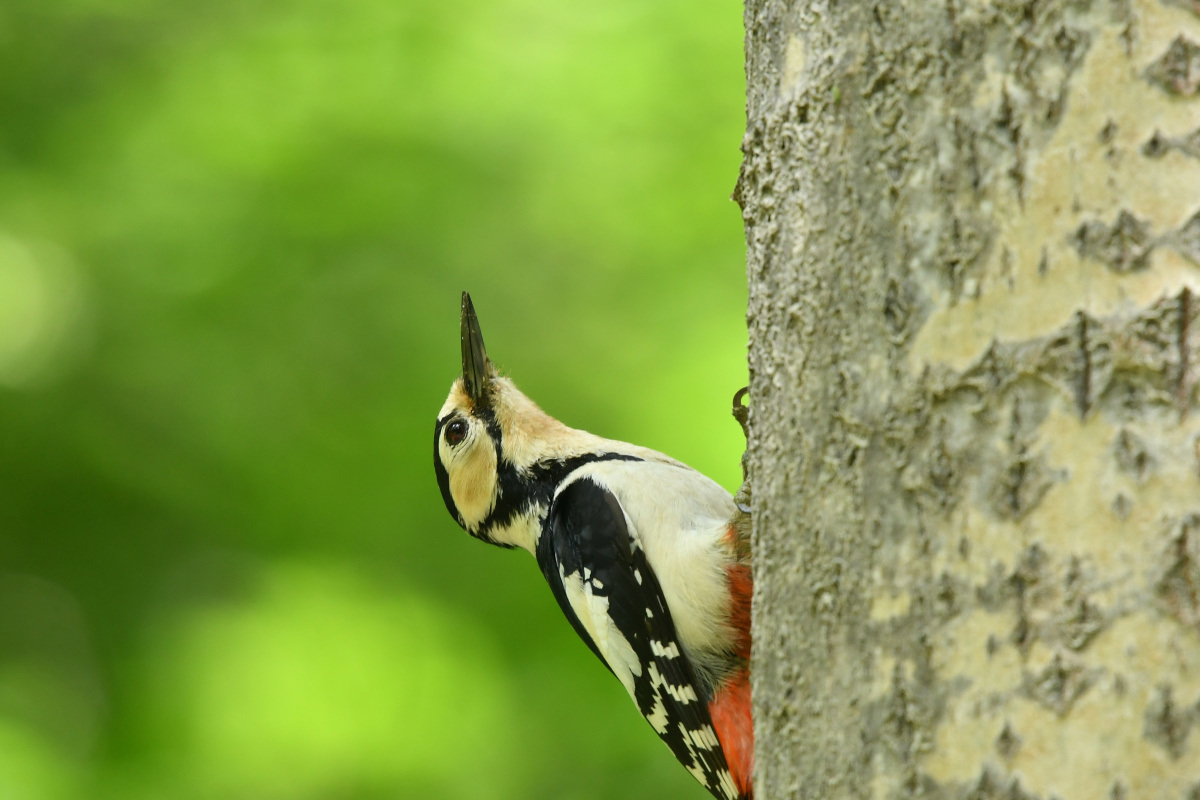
[739,1,1200,798]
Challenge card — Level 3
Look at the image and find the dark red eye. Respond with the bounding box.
[445,419,468,446]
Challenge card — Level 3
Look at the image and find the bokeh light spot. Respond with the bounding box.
[0,234,89,390]
[133,561,520,799]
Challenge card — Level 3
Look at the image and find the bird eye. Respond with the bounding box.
[445,419,468,446]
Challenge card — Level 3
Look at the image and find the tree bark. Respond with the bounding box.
[739,1,1200,798]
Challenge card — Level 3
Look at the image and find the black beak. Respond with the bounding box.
[460,291,494,409]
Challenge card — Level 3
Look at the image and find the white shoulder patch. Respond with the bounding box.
[558,564,642,698]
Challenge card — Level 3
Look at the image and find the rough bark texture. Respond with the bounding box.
[739,1,1200,798]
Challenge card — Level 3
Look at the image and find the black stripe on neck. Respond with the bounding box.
[478,451,643,545]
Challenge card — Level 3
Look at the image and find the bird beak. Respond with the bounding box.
[460,291,495,410]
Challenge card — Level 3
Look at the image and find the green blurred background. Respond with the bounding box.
[0,1,747,798]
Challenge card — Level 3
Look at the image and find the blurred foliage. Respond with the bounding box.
[0,0,747,798]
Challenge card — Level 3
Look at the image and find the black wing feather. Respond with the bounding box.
[536,476,740,800]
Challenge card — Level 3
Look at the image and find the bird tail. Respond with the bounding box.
[713,532,753,798]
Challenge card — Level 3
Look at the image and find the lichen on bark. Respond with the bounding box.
[740,1,1200,798]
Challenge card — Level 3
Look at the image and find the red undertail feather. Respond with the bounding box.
[709,669,752,798]
[715,527,753,797]
[725,562,752,662]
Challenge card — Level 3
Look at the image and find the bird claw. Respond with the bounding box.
[730,387,752,530]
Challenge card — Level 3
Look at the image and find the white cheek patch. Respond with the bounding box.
[444,434,499,529]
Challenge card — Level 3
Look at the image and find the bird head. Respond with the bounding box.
[433,292,588,549]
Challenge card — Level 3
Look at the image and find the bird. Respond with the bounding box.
[433,292,753,800]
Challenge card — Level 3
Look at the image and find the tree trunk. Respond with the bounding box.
[739,1,1200,798]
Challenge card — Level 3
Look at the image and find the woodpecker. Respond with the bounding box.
[433,293,753,800]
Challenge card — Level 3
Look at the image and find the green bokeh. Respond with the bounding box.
[0,1,747,797]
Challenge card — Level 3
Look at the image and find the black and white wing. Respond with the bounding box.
[535,476,742,800]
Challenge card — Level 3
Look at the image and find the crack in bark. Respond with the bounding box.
[1146,35,1200,96]
[1141,126,1200,161]
[995,721,1021,760]
[1157,513,1200,630]
[1072,210,1155,273]
[1143,684,1197,759]
[1113,428,1153,481]
[1181,287,1192,420]
[1025,651,1096,717]
[963,767,1043,800]
[1174,211,1200,265]
[1079,311,1093,416]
